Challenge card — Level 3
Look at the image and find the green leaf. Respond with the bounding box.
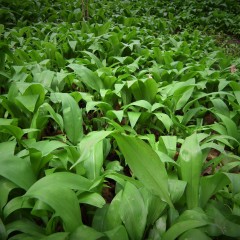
[68,41,77,51]
[72,131,112,169]
[33,70,55,88]
[205,201,240,237]
[69,225,105,240]
[0,177,18,211]
[0,154,36,190]
[55,52,66,68]
[127,111,141,128]
[158,136,177,159]
[106,110,124,122]
[6,219,45,238]
[0,141,16,157]
[140,188,167,227]
[93,190,122,232]
[82,51,104,68]
[0,125,24,141]
[25,173,90,232]
[15,95,39,113]
[216,113,239,143]
[124,100,152,111]
[130,79,157,104]
[105,225,129,240]
[0,218,7,240]
[154,113,173,132]
[174,86,195,111]
[169,179,187,204]
[83,140,104,180]
[78,192,105,208]
[178,229,211,240]
[68,64,103,92]
[50,93,83,145]
[40,232,69,240]
[113,133,172,206]
[120,182,147,240]
[3,197,33,219]
[148,215,167,239]
[162,208,209,240]
[178,133,203,209]
[26,140,67,157]
[23,83,45,110]
[200,173,230,208]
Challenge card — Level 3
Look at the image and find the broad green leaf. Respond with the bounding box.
[140,188,167,227]
[86,101,112,113]
[97,21,112,35]
[26,140,67,157]
[211,98,229,117]
[158,136,177,159]
[224,173,240,194]
[154,113,173,132]
[68,41,77,51]
[0,125,24,140]
[15,172,92,229]
[29,102,64,139]
[78,192,105,208]
[0,217,7,240]
[0,154,36,190]
[143,78,158,103]
[127,111,141,128]
[181,107,205,125]
[55,51,66,68]
[26,172,92,192]
[124,100,152,111]
[230,81,240,105]
[69,225,105,240]
[205,201,240,237]
[83,140,104,180]
[174,86,195,111]
[216,113,239,142]
[130,79,157,104]
[178,133,202,209]
[6,219,45,238]
[68,64,103,92]
[0,141,16,157]
[120,182,147,240]
[92,205,110,232]
[15,95,39,113]
[72,131,112,168]
[178,229,211,240]
[3,197,33,219]
[40,103,63,130]
[105,225,129,240]
[0,178,18,211]
[92,190,122,232]
[162,208,209,240]
[113,133,172,206]
[82,51,104,68]
[40,232,69,240]
[148,215,167,239]
[50,93,83,145]
[33,70,55,88]
[104,191,123,230]
[168,179,187,204]
[106,110,124,122]
[200,173,230,208]
[23,83,45,109]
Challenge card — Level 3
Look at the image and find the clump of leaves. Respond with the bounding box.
[1,0,240,239]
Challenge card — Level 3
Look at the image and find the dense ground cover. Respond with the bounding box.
[1,0,240,239]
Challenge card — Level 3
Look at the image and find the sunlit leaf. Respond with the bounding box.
[113,133,172,206]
